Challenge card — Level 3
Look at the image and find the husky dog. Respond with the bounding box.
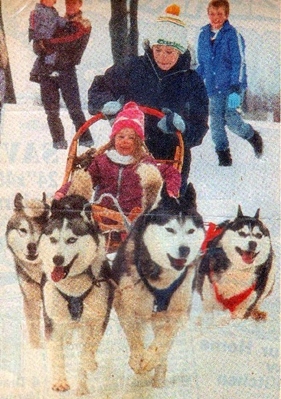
[6,193,49,348]
[196,206,275,322]
[111,183,205,388]
[39,195,113,396]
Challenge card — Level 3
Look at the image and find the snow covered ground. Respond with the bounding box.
[0,105,279,399]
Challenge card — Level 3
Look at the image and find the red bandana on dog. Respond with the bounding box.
[211,271,256,313]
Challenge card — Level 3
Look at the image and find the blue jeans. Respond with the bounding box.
[209,92,253,151]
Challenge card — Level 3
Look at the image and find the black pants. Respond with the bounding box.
[40,68,92,144]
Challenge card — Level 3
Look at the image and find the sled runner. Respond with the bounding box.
[61,106,184,252]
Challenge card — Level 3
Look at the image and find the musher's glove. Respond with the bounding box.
[157,108,186,134]
[101,100,123,116]
[227,92,241,109]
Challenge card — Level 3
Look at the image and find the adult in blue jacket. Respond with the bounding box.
[88,4,209,194]
[197,0,263,166]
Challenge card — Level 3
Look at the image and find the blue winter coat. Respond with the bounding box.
[196,20,247,97]
[88,46,209,162]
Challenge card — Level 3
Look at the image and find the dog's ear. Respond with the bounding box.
[42,192,51,211]
[183,182,197,209]
[50,198,60,212]
[14,193,24,211]
[237,205,244,217]
[254,208,260,219]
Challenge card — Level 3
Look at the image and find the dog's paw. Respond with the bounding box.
[129,353,143,374]
[251,308,267,321]
[76,381,90,396]
[152,363,167,388]
[52,379,70,392]
[139,347,161,373]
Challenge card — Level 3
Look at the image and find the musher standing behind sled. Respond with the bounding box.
[88,4,209,194]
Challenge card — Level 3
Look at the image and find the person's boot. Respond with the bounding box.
[216,149,232,166]
[247,130,263,158]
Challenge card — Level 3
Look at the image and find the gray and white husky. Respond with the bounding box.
[6,192,49,348]
[111,183,205,388]
[195,206,275,323]
[39,195,113,396]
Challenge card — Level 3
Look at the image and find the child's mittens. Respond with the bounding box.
[227,92,241,109]
[157,108,186,134]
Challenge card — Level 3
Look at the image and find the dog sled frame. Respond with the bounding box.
[61,106,184,252]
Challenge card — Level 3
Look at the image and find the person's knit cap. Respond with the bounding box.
[147,4,187,54]
[110,102,145,140]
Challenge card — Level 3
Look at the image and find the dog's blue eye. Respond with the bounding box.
[67,237,77,244]
[187,229,195,234]
[50,237,58,244]
[166,227,175,234]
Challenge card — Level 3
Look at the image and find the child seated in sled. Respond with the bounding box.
[54,102,181,224]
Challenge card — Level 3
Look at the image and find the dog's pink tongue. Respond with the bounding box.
[242,252,254,264]
[51,266,65,282]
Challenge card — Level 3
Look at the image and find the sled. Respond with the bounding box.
[61,106,184,253]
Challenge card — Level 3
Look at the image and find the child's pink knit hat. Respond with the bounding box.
[110,102,145,140]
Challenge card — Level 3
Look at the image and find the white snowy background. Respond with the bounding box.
[0,1,280,398]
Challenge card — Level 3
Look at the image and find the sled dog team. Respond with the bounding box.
[6,178,275,395]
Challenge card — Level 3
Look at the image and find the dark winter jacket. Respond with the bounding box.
[88,47,209,160]
[31,11,91,72]
[56,152,181,216]
[47,11,91,70]
[197,20,247,97]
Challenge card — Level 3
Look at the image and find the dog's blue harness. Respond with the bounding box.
[137,261,188,312]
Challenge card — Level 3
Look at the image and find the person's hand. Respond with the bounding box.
[157,108,185,134]
[227,92,241,109]
[101,100,123,116]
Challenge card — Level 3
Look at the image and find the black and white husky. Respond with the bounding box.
[195,206,275,323]
[6,193,49,348]
[111,183,205,388]
[39,195,113,396]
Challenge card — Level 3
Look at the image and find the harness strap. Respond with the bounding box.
[137,261,188,312]
[55,266,104,320]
